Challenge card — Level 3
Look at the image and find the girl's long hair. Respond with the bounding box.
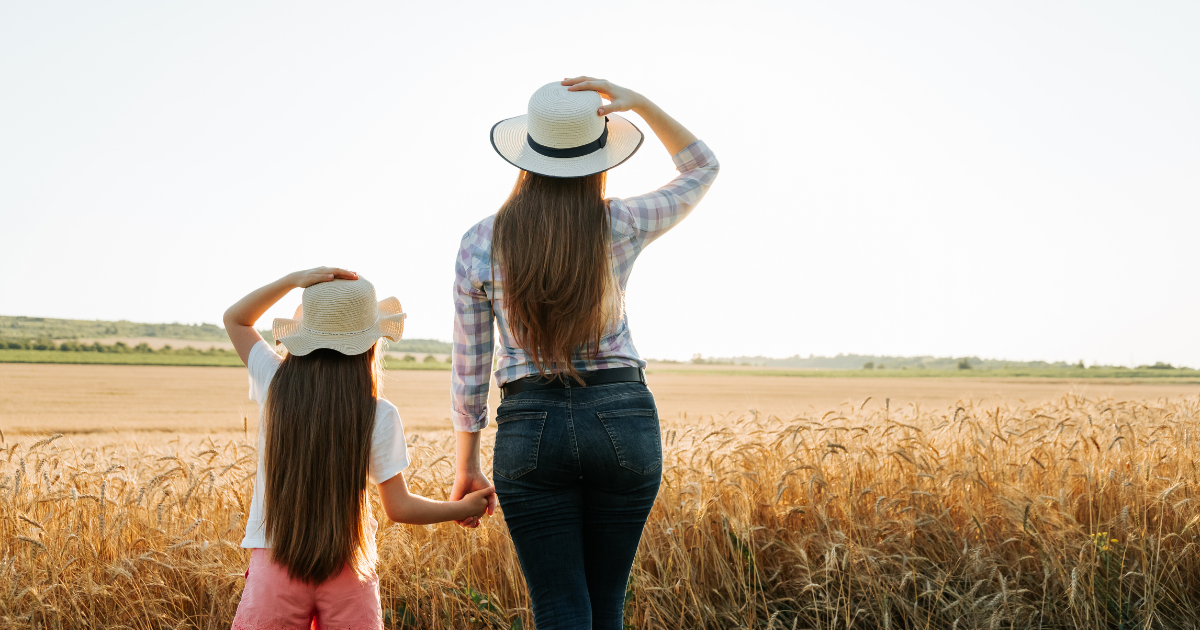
[262,342,380,584]
[492,170,614,383]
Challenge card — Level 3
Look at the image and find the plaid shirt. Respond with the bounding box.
[451,140,719,432]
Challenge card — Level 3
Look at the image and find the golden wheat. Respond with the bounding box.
[3,394,1199,629]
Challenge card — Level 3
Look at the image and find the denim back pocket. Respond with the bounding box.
[595,408,662,475]
[492,411,549,480]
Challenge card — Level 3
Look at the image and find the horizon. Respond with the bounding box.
[3,2,1197,367]
[2,312,1193,369]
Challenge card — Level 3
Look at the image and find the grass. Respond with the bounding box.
[3,394,1200,628]
[0,349,246,367]
[0,314,453,354]
[648,365,1200,382]
[0,350,451,370]
[6,349,1196,381]
[382,358,451,371]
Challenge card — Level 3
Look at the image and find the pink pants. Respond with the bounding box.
[232,549,383,630]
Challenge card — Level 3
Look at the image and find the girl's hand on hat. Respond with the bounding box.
[562,76,645,117]
[288,267,359,289]
[225,267,355,366]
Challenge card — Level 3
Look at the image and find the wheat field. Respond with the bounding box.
[3,394,1200,629]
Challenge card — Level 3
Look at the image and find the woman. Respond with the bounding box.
[449,76,719,629]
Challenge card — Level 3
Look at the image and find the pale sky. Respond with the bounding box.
[2,1,1197,367]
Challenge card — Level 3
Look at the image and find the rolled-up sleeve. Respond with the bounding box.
[451,228,494,433]
[617,140,720,248]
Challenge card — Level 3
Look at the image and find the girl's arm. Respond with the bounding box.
[223,267,358,365]
[378,471,494,525]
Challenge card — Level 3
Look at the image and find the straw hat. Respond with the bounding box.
[491,81,644,178]
[272,277,405,356]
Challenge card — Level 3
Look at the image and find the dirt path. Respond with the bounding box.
[2,363,1196,435]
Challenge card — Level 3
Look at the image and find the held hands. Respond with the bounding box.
[457,486,496,523]
[287,267,358,289]
[450,469,497,528]
[562,77,646,117]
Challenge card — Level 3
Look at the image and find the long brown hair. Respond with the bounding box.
[263,342,380,583]
[492,170,614,382]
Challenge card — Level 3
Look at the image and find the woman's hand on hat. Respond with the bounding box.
[289,267,359,289]
[565,75,697,156]
[562,77,645,117]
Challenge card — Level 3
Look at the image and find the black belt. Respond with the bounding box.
[500,366,646,400]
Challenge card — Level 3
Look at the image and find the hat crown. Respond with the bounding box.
[300,278,378,334]
[526,82,604,150]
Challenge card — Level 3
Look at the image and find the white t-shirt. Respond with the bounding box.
[240,340,409,549]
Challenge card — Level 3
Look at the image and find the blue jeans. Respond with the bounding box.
[493,381,662,630]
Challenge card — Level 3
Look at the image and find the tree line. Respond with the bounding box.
[1,338,236,355]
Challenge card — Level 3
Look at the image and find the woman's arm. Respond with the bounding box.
[378,471,494,525]
[565,76,719,249]
[563,76,698,155]
[449,430,495,528]
[223,267,358,365]
[449,228,499,528]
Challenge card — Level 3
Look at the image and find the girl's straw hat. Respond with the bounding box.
[491,81,644,178]
[272,277,405,356]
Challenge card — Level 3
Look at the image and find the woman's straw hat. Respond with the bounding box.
[272,277,405,356]
[491,81,644,178]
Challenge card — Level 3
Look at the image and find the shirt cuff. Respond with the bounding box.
[671,139,716,172]
[452,408,489,433]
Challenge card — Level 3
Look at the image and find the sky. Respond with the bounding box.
[1,1,1197,367]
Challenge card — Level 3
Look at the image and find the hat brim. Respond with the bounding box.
[490,113,644,178]
[272,296,406,357]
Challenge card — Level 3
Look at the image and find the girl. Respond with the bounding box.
[449,77,719,629]
[224,268,493,629]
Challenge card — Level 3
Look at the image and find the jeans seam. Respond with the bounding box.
[574,384,652,408]
[528,415,546,479]
[596,415,629,470]
[566,384,581,474]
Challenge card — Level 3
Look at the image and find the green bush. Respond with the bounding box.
[957,358,972,370]
[423,355,439,363]
[862,362,874,370]
[401,354,417,362]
